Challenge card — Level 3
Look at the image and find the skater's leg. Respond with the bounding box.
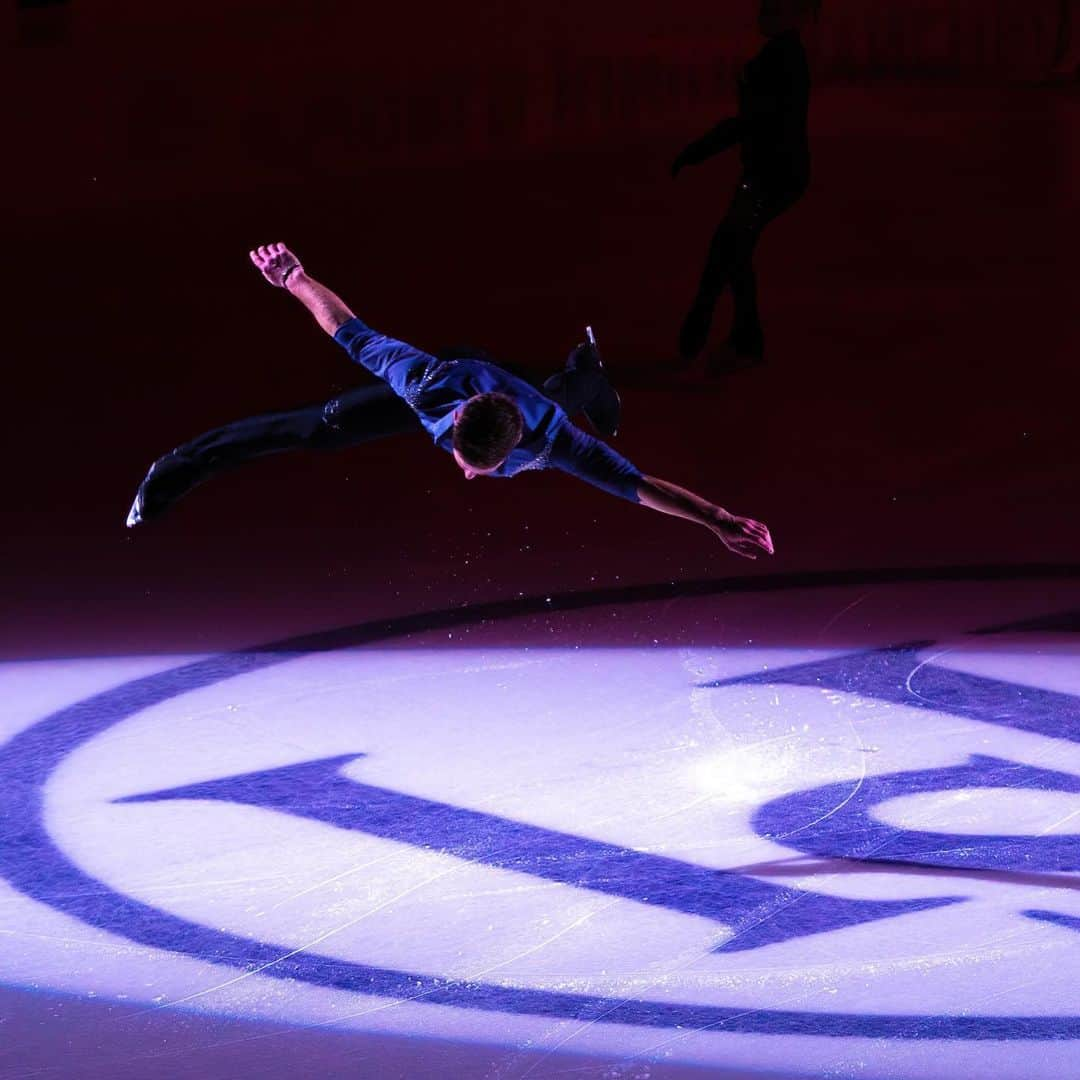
[179,402,331,465]
[541,354,597,415]
[541,340,621,438]
[318,383,423,448]
[179,384,422,463]
[127,384,421,525]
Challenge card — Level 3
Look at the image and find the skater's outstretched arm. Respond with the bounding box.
[550,425,773,560]
[249,243,355,336]
[250,242,437,396]
[637,475,773,560]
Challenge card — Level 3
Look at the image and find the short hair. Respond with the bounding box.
[452,392,524,470]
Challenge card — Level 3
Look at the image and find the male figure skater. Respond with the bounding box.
[672,0,818,370]
[127,243,773,560]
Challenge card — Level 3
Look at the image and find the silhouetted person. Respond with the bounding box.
[672,0,818,370]
[126,243,774,561]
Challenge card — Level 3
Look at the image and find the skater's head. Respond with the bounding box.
[452,393,524,478]
[758,0,819,36]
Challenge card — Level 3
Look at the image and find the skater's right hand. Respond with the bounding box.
[706,509,775,560]
[249,243,303,288]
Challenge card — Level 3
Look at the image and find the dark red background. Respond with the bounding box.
[5,1,1079,658]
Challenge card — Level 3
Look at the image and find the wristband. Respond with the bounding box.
[281,263,301,288]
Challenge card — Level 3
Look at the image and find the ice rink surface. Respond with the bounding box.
[3,572,1078,1079]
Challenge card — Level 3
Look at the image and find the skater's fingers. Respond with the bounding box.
[738,529,771,556]
[257,244,271,262]
[248,249,260,266]
[726,539,757,560]
[272,242,287,257]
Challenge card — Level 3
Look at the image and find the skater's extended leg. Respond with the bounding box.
[127,384,420,526]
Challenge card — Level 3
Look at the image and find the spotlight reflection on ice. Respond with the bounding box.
[685,744,801,804]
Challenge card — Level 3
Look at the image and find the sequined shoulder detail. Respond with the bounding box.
[402,359,452,409]
[502,430,556,476]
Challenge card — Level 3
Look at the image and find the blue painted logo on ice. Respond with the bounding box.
[1,582,1078,1041]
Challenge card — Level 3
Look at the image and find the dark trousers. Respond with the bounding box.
[678,176,804,360]
[176,382,422,472]
[168,362,592,479]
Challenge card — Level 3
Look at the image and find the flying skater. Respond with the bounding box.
[672,0,818,372]
[126,243,774,560]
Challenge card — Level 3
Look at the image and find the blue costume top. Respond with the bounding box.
[334,317,642,502]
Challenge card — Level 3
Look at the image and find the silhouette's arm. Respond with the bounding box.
[672,118,742,176]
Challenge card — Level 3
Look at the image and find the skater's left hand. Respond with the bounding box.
[249,243,303,288]
[707,509,774,560]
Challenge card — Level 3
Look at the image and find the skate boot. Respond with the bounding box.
[543,336,622,438]
[125,451,206,527]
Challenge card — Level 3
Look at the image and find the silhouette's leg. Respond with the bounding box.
[725,185,804,360]
[678,182,765,362]
[678,221,735,362]
[728,254,764,355]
